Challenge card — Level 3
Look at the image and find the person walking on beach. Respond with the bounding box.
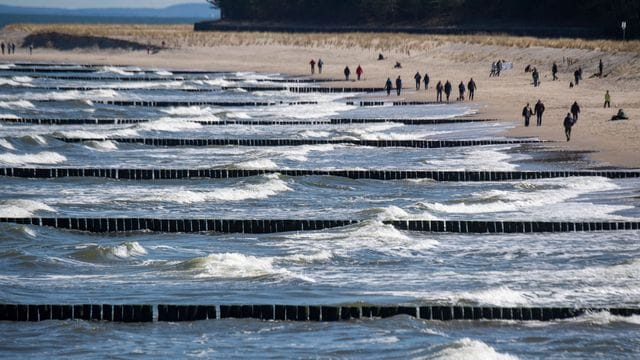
[423,72,430,90]
[574,69,580,86]
[599,59,603,77]
[395,76,402,96]
[414,72,422,90]
[344,66,351,81]
[444,81,452,102]
[356,65,363,81]
[570,101,581,122]
[522,103,533,127]
[1,42,4,55]
[564,112,575,141]
[532,67,540,87]
[534,99,545,126]
[552,62,558,80]
[490,62,497,77]
[29,43,33,55]
[604,90,611,108]
[436,81,443,102]
[11,43,15,54]
[467,78,476,100]
[458,81,465,101]
[385,77,393,96]
[318,59,323,74]
[309,59,316,74]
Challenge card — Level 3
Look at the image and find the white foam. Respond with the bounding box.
[234,159,278,170]
[161,106,219,117]
[98,66,135,76]
[0,151,66,165]
[284,250,333,263]
[0,199,56,217]
[0,113,18,119]
[226,111,252,119]
[0,100,35,110]
[432,338,519,360]
[136,118,203,132]
[0,138,15,150]
[12,76,33,83]
[5,89,120,101]
[177,252,311,281]
[423,146,517,171]
[84,140,118,152]
[155,70,173,76]
[457,286,533,307]
[204,78,234,87]
[0,63,15,69]
[417,177,630,220]
[19,134,48,145]
[573,310,640,325]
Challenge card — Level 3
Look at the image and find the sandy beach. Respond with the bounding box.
[2,25,639,168]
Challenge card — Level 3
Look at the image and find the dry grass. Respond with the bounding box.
[5,23,640,54]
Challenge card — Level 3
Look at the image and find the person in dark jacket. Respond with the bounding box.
[532,67,540,87]
[534,99,545,126]
[522,103,533,127]
[564,113,574,141]
[317,59,323,74]
[423,72,430,90]
[436,81,443,102]
[599,59,603,77]
[444,81,452,102]
[344,66,351,81]
[414,72,422,90]
[309,59,316,74]
[552,62,558,81]
[570,101,581,122]
[395,76,402,96]
[574,69,580,86]
[385,77,393,96]
[467,78,476,100]
[458,81,465,101]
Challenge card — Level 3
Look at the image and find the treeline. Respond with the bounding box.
[210,0,638,36]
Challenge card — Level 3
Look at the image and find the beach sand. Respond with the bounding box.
[2,26,639,168]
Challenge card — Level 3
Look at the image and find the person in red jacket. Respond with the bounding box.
[356,65,364,81]
[309,59,316,74]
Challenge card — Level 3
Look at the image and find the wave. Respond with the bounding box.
[0,63,15,69]
[423,146,517,171]
[0,79,32,87]
[204,78,235,87]
[287,220,439,257]
[226,111,252,119]
[431,338,519,360]
[97,66,136,76]
[2,89,120,101]
[12,76,33,83]
[0,100,35,110]
[70,242,148,263]
[155,70,173,76]
[0,199,56,217]
[416,177,631,220]
[0,151,66,165]
[173,252,311,281]
[455,286,534,307]
[83,140,118,152]
[0,138,16,150]
[571,310,640,325]
[136,118,203,132]
[126,174,291,204]
[160,106,220,117]
[231,158,279,170]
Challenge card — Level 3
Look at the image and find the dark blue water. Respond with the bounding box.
[1,63,639,359]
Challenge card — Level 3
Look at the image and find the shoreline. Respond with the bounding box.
[1,29,639,169]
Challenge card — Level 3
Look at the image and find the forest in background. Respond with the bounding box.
[207,0,638,38]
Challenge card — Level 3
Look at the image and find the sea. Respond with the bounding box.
[0,63,639,359]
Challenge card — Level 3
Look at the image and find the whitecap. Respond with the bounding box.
[0,100,35,110]
[84,140,118,152]
[0,138,16,150]
[432,338,519,360]
[0,199,56,217]
[0,151,66,165]
[161,106,218,117]
[136,118,203,132]
[97,66,135,76]
[233,159,278,170]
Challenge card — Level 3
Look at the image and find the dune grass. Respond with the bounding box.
[5,23,640,54]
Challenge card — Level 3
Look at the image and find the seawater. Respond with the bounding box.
[1,64,639,359]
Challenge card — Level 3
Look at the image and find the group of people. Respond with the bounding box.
[489,60,504,77]
[521,100,546,127]
[1,42,17,55]
[309,59,324,75]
